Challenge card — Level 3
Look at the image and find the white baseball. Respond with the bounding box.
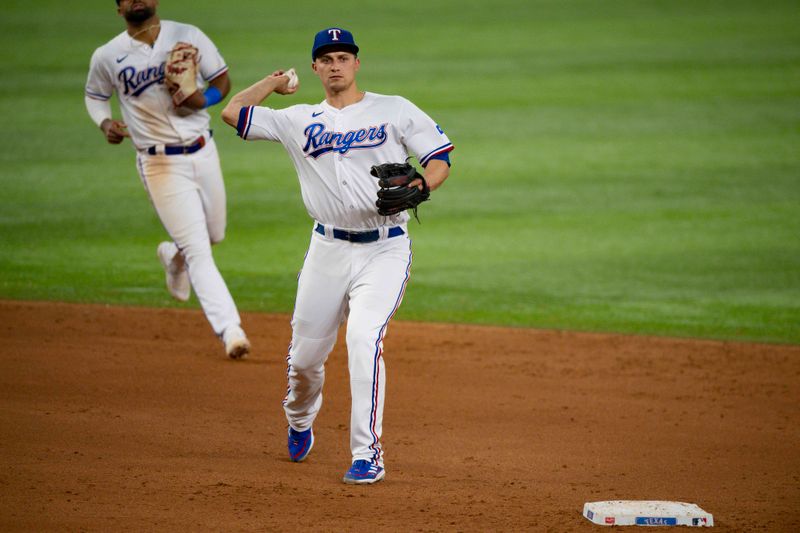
[285,68,298,89]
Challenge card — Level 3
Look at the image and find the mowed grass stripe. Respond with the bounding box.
[0,0,798,343]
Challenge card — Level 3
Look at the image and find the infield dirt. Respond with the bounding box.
[1,300,798,531]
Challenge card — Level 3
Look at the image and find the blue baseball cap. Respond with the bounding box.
[312,27,359,60]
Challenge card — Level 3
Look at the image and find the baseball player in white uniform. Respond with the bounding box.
[221,27,453,483]
[84,0,250,359]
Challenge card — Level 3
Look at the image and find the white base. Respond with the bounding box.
[583,500,713,527]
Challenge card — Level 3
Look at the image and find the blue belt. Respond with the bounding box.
[315,223,404,243]
[147,130,212,156]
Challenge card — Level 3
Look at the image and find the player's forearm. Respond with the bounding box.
[423,159,450,191]
[85,95,112,127]
[221,76,281,127]
[211,72,231,99]
[180,90,207,110]
[179,73,232,111]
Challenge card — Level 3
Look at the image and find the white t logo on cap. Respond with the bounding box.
[328,29,342,41]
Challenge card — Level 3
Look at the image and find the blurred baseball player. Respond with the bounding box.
[84,0,250,359]
[222,27,453,483]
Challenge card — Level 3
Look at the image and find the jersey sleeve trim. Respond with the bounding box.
[204,65,229,82]
[85,89,112,101]
[419,143,454,167]
[425,151,451,167]
[236,106,254,139]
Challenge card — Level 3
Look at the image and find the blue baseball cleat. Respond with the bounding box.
[288,427,314,462]
[342,460,385,484]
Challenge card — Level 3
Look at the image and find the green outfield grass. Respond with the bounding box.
[1,0,798,343]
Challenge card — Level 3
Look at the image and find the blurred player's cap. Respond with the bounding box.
[312,28,359,60]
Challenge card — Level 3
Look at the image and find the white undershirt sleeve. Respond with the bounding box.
[85,95,112,128]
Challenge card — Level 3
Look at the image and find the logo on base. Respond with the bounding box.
[636,517,677,526]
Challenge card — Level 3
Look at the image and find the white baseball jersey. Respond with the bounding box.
[236,92,454,229]
[85,20,243,344]
[85,20,227,150]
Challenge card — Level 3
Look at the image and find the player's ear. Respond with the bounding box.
[354,57,360,73]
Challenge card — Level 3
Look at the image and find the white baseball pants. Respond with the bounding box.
[283,227,412,467]
[135,138,241,336]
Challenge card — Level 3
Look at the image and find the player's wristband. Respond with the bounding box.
[203,86,223,108]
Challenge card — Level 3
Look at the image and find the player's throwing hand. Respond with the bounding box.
[270,69,299,95]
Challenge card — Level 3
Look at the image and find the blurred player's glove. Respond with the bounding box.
[165,42,199,106]
[371,162,430,219]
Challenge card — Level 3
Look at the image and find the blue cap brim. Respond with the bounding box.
[313,43,359,60]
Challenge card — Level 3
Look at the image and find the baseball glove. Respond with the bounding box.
[370,162,430,218]
[165,42,199,106]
